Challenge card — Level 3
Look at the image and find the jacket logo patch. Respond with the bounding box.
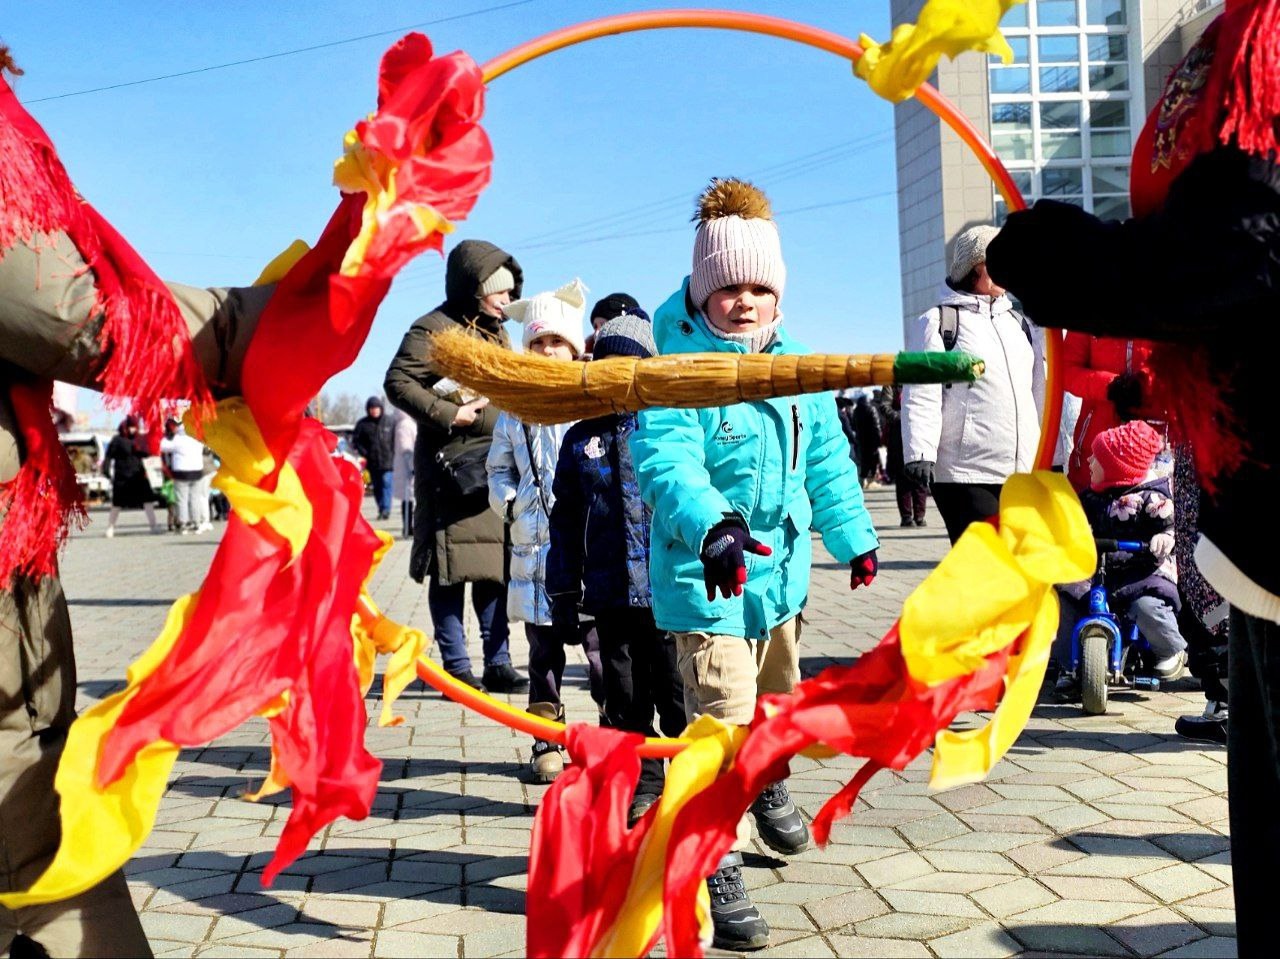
[583,436,605,459]
[715,421,747,446]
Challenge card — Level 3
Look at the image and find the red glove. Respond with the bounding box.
[700,517,773,601]
[850,550,879,590]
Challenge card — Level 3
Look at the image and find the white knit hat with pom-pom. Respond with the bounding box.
[690,178,786,309]
[506,278,589,357]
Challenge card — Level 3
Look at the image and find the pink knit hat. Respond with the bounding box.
[1091,420,1164,490]
[690,178,786,309]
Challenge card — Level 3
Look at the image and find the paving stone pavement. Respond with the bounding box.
[59,488,1236,958]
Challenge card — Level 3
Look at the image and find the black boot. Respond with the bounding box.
[446,668,485,691]
[708,852,769,951]
[482,662,530,693]
[751,779,810,855]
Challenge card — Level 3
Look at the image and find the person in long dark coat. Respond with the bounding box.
[102,416,159,536]
[384,239,530,693]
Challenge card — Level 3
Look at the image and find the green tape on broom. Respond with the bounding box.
[892,351,985,385]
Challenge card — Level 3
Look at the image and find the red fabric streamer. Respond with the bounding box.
[0,78,210,585]
[88,35,493,882]
[527,725,648,959]
[660,630,1012,957]
[0,379,86,584]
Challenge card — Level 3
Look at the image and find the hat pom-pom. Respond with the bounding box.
[694,177,773,224]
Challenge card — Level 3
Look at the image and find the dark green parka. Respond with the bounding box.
[384,240,522,584]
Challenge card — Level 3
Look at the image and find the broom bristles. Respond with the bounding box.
[425,327,979,424]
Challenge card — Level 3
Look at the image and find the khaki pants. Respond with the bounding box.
[0,870,151,958]
[674,617,801,849]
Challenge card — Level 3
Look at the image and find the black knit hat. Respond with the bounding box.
[590,292,643,325]
[593,313,656,360]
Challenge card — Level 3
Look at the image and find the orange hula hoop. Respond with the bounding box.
[409,8,1064,758]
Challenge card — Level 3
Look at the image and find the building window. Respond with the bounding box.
[988,0,1136,218]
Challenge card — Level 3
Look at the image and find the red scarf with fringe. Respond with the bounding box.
[0,77,209,585]
[1128,0,1280,490]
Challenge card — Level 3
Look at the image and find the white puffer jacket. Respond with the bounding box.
[902,285,1045,485]
[487,412,574,625]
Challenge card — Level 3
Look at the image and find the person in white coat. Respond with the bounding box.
[392,409,417,538]
[486,279,604,782]
[901,225,1045,543]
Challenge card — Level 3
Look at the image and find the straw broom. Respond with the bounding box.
[425,327,984,425]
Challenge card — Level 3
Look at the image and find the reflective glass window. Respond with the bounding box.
[1042,166,1084,196]
[1089,63,1128,91]
[1090,100,1129,129]
[993,103,1033,131]
[1091,129,1131,157]
[1042,131,1083,159]
[991,67,1032,94]
[1040,65,1081,93]
[1038,36,1079,63]
[1093,195,1130,219]
[1087,34,1127,62]
[1086,0,1127,26]
[1037,0,1079,27]
[1040,101,1082,129]
[994,132,1035,162]
[1092,165,1129,194]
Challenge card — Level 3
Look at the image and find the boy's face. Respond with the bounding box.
[704,283,778,335]
[479,289,512,319]
[529,333,577,361]
[1089,454,1104,488]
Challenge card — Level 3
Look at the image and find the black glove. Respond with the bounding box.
[700,515,772,602]
[903,460,935,489]
[1106,371,1147,421]
[850,550,879,590]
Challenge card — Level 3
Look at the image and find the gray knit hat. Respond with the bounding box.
[690,178,786,309]
[593,313,656,360]
[948,225,1000,284]
[477,265,516,298]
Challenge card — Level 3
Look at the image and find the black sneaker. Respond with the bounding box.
[447,669,485,691]
[708,852,769,951]
[1175,701,1228,745]
[1052,673,1080,703]
[750,779,810,855]
[914,517,928,527]
[482,663,530,693]
[900,516,915,527]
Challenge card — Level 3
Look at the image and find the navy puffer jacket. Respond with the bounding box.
[547,413,651,613]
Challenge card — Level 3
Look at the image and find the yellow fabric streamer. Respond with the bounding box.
[591,715,746,958]
[196,399,313,560]
[351,531,427,727]
[855,0,1027,102]
[899,472,1094,790]
[0,595,200,909]
[253,239,311,286]
[333,127,453,277]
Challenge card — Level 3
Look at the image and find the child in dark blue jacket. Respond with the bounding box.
[546,313,685,821]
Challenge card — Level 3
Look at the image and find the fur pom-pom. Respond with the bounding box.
[694,177,773,224]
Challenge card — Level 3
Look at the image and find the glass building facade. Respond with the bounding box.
[988,0,1138,221]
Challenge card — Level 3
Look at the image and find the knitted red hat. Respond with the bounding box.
[1091,421,1164,490]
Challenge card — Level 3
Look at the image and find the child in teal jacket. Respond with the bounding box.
[630,178,879,953]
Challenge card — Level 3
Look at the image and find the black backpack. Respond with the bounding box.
[938,304,1033,351]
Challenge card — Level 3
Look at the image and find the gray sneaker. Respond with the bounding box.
[750,779,811,855]
[708,852,769,951]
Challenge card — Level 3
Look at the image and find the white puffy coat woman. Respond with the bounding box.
[487,412,574,625]
[901,227,1045,543]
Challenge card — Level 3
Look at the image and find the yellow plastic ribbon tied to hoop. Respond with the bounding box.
[899,472,1095,790]
[856,0,1028,102]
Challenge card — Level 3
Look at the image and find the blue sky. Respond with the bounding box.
[7,1,906,423]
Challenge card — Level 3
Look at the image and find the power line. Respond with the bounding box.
[20,0,538,105]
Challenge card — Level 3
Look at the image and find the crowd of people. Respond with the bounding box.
[359,174,1249,949]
